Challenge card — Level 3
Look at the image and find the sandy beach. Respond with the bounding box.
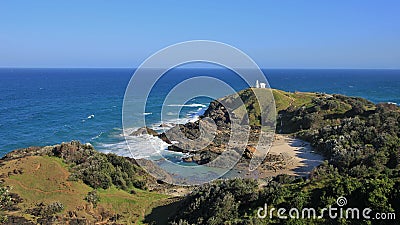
[227,134,325,179]
[242,134,324,179]
[263,134,324,176]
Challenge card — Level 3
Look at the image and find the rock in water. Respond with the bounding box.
[130,127,158,136]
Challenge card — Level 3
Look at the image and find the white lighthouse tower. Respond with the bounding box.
[255,80,260,88]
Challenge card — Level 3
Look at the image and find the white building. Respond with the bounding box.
[255,80,266,88]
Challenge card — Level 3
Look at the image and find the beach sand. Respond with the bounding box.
[264,134,324,176]
[226,134,324,179]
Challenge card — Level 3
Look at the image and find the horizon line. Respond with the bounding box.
[1,67,400,70]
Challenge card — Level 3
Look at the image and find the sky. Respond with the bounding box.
[0,1,399,69]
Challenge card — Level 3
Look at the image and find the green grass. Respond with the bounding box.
[0,156,93,222]
[272,89,293,111]
[218,88,319,126]
[97,186,168,224]
[272,89,318,110]
[0,155,169,224]
[3,156,91,208]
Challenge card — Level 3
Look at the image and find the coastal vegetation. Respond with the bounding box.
[169,89,400,224]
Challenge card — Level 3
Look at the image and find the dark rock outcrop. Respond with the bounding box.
[130,127,158,136]
[202,100,231,129]
[157,91,265,165]
[2,146,51,161]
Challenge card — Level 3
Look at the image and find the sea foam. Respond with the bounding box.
[167,103,207,108]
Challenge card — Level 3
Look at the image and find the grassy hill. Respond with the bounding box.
[213,88,330,127]
[217,88,377,134]
[0,142,169,224]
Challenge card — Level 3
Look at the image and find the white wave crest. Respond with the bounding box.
[167,103,207,108]
[99,134,169,159]
[91,132,104,140]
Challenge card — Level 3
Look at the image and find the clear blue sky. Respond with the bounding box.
[1,1,399,68]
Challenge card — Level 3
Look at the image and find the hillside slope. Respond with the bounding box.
[0,142,169,224]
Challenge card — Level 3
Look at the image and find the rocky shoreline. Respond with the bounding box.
[130,88,322,177]
[130,95,265,167]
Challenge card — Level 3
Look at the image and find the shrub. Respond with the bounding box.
[0,186,12,223]
[85,190,100,208]
[52,142,148,190]
[29,202,64,217]
[172,178,258,224]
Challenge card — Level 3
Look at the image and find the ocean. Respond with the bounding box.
[1,68,399,157]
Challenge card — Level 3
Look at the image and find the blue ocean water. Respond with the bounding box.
[0,68,399,157]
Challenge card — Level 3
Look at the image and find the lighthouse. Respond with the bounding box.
[255,80,266,88]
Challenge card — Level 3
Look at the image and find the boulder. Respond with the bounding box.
[130,127,158,136]
[159,123,175,128]
[182,156,193,162]
[158,133,172,144]
[167,145,188,153]
[243,145,257,159]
